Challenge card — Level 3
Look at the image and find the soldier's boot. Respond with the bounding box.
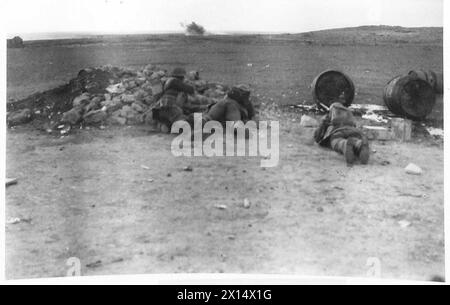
[331,137,355,165]
[343,138,357,165]
[354,137,370,165]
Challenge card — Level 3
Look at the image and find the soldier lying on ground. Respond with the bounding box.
[152,85,255,131]
[153,67,212,132]
[314,102,370,165]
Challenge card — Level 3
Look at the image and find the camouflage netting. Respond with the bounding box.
[7,65,234,134]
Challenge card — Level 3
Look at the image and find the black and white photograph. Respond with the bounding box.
[1,0,447,285]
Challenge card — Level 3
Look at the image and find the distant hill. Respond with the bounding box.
[282,25,443,46]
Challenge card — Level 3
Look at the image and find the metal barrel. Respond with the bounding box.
[311,70,355,108]
[408,70,443,94]
[383,74,436,120]
[435,72,444,94]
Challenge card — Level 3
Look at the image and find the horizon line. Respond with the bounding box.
[8,24,443,41]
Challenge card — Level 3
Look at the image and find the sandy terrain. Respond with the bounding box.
[5,27,445,280]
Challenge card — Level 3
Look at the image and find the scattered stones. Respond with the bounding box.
[405,163,423,175]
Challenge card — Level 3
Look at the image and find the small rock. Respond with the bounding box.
[106,83,125,94]
[141,165,150,170]
[6,178,18,187]
[6,217,31,225]
[133,89,148,102]
[120,105,138,119]
[243,198,251,209]
[121,94,135,104]
[60,125,71,135]
[187,70,200,81]
[215,205,228,210]
[72,93,91,107]
[405,163,423,175]
[183,166,193,172]
[398,220,411,228]
[131,102,145,113]
[6,218,22,225]
[7,108,33,126]
[149,80,163,96]
[101,98,123,113]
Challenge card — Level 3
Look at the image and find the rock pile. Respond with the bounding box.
[7,65,230,132]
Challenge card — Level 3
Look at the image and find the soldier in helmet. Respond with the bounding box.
[158,67,195,109]
[152,67,198,132]
[314,102,370,165]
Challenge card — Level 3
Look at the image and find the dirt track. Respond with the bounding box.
[5,30,444,280]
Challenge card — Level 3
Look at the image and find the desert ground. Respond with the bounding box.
[5,27,445,280]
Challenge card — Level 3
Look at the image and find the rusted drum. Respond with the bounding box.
[408,70,443,94]
[311,70,355,108]
[383,75,436,120]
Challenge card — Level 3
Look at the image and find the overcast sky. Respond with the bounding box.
[3,0,444,38]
